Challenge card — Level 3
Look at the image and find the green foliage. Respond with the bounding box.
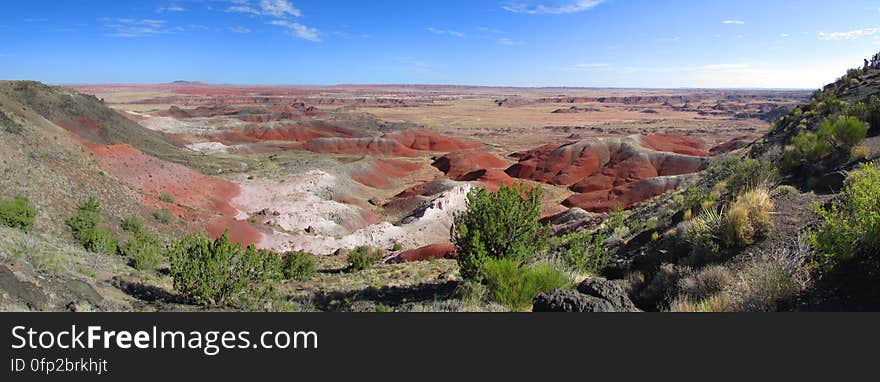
[846,96,880,133]
[65,197,117,254]
[725,159,779,195]
[712,157,779,195]
[683,208,723,260]
[159,192,174,203]
[559,230,608,275]
[481,258,570,311]
[452,183,548,280]
[783,115,868,171]
[346,246,383,272]
[390,242,404,251]
[168,232,283,306]
[282,251,317,281]
[120,216,144,233]
[809,162,880,273]
[119,217,163,271]
[0,196,36,232]
[152,208,174,224]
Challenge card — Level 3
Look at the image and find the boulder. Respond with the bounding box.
[532,289,614,312]
[576,278,639,312]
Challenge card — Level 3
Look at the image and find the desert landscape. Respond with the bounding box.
[2,0,880,314]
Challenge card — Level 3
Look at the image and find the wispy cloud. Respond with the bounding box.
[502,0,603,15]
[563,63,611,71]
[227,0,301,17]
[271,20,319,41]
[157,5,186,13]
[722,19,745,25]
[229,26,252,33]
[498,37,523,46]
[818,27,880,41]
[428,27,465,37]
[102,18,167,37]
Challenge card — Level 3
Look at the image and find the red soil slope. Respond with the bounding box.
[385,129,483,152]
[392,243,457,263]
[506,135,710,212]
[83,142,261,246]
[432,150,515,191]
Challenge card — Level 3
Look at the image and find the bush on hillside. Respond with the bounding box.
[65,197,117,254]
[451,183,548,280]
[119,216,163,271]
[809,162,880,273]
[282,251,317,281]
[152,208,174,224]
[168,232,283,306]
[720,188,774,248]
[559,230,608,275]
[346,246,383,272]
[0,196,36,232]
[481,257,570,311]
[723,159,779,196]
[783,115,868,171]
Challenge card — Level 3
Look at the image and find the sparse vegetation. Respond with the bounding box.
[452,183,548,280]
[809,162,880,273]
[159,192,174,203]
[783,115,868,171]
[65,197,117,254]
[558,230,608,275]
[480,257,570,311]
[0,196,36,232]
[282,251,317,281]
[118,216,163,271]
[721,188,774,248]
[152,208,174,224]
[346,246,384,272]
[167,232,283,306]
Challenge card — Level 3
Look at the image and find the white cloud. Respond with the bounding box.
[780,33,790,38]
[563,58,866,88]
[271,20,319,41]
[228,0,301,18]
[428,27,465,37]
[498,37,523,46]
[229,26,251,33]
[157,5,186,13]
[502,0,604,15]
[818,27,880,41]
[102,18,167,37]
[722,20,745,25]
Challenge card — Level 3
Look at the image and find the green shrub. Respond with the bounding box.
[346,246,383,272]
[0,196,36,231]
[559,230,607,275]
[65,197,117,254]
[159,192,174,203]
[120,216,144,233]
[168,232,283,306]
[809,162,880,272]
[481,258,570,311]
[282,251,317,281]
[119,218,163,271]
[819,115,868,148]
[391,242,403,251]
[723,159,779,195]
[152,208,174,224]
[783,116,868,171]
[683,208,723,260]
[452,183,548,280]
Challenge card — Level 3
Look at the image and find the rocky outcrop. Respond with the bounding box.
[533,278,639,312]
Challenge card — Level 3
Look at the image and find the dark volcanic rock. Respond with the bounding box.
[533,289,613,312]
[576,278,639,312]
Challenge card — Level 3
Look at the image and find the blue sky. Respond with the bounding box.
[1,0,880,88]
